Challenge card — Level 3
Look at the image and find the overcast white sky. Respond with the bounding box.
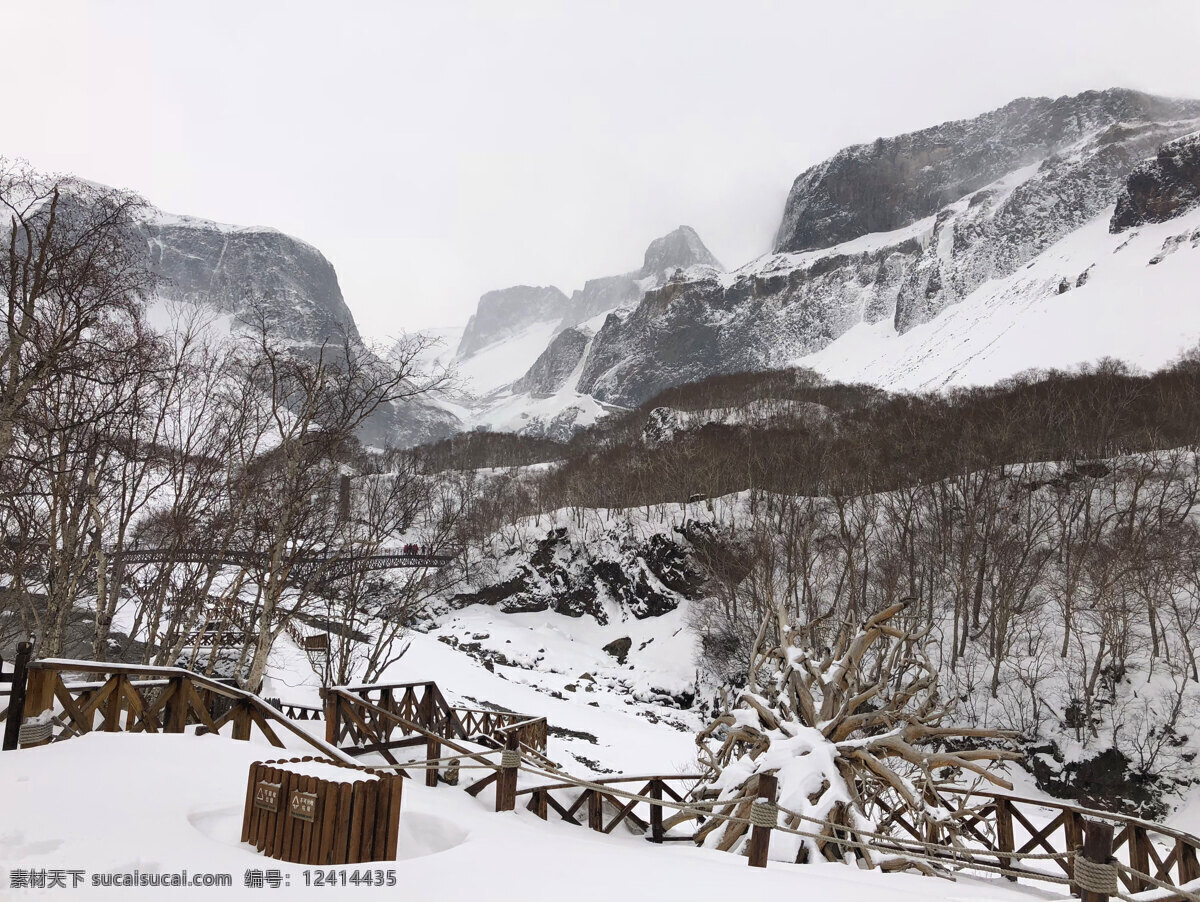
[3,1,1199,337]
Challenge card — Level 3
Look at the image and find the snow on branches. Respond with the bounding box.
[690,600,1021,866]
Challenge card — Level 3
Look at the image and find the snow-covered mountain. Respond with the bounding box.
[578,88,1200,406]
[144,212,359,345]
[141,87,1200,445]
[412,88,1200,433]
[429,225,724,439]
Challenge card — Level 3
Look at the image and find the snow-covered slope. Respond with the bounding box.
[802,203,1200,389]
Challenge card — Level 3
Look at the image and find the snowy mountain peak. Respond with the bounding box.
[640,225,723,278]
[143,207,359,344]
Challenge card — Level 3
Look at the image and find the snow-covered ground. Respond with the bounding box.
[2,726,1046,901]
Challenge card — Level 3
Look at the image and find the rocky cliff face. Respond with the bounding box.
[456,285,568,358]
[145,214,358,344]
[144,211,459,446]
[448,524,705,623]
[576,90,1200,407]
[511,326,592,397]
[559,225,722,330]
[774,89,1200,254]
[1111,131,1200,231]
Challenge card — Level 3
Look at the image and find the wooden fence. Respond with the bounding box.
[8,657,1200,900]
[324,681,551,773]
[517,774,702,842]
[4,658,352,763]
[919,787,1200,896]
[241,757,402,865]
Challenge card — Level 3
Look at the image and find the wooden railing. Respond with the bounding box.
[9,660,1200,899]
[117,547,454,582]
[324,681,549,766]
[453,705,548,756]
[272,700,324,722]
[11,659,354,764]
[517,774,703,842]
[911,787,1200,896]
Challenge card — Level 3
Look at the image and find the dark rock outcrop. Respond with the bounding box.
[641,225,723,279]
[1111,131,1200,231]
[602,636,632,664]
[1028,742,1168,820]
[457,285,568,358]
[512,327,591,397]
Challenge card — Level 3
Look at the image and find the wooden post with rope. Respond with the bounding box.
[1077,819,1115,902]
[495,733,519,813]
[747,773,777,868]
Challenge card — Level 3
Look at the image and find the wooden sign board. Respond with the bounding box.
[289,790,317,822]
[254,781,281,812]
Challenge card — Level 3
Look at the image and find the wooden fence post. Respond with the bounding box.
[420,683,436,731]
[1178,839,1200,885]
[1078,819,1115,902]
[531,788,548,820]
[322,690,338,746]
[2,641,33,751]
[588,789,605,832]
[1063,809,1083,895]
[747,773,778,869]
[1127,825,1150,893]
[649,779,665,843]
[426,737,440,788]
[995,797,1016,881]
[495,733,519,813]
[232,700,252,741]
[165,676,189,733]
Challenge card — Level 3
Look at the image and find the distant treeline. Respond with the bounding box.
[408,354,1200,519]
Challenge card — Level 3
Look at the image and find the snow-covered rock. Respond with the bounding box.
[774,88,1200,254]
[512,326,593,397]
[1111,130,1200,231]
[438,226,721,439]
[558,225,723,330]
[449,523,705,624]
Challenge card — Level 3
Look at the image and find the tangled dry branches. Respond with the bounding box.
[688,600,1021,866]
